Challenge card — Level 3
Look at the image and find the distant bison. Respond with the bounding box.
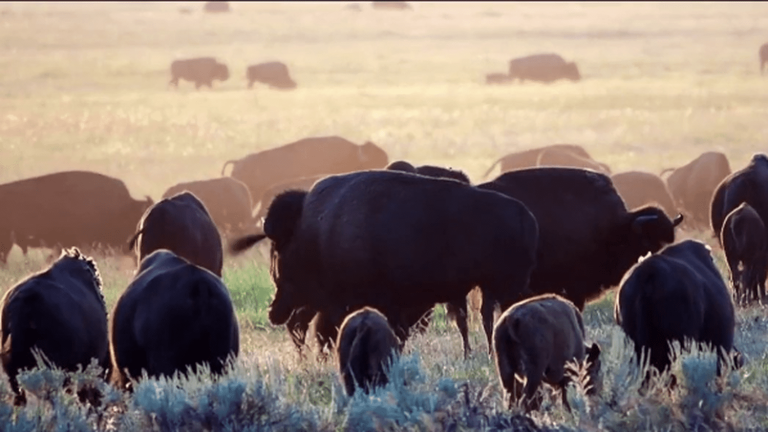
[722,203,767,305]
[662,151,731,230]
[337,307,402,396]
[0,171,153,264]
[508,53,580,84]
[386,160,471,184]
[1,248,109,404]
[128,192,223,277]
[482,144,596,179]
[221,136,389,211]
[255,175,324,223]
[231,170,539,357]
[486,73,513,85]
[371,1,411,10]
[110,250,239,389]
[169,57,230,90]
[493,294,601,412]
[162,177,255,238]
[537,147,611,175]
[611,171,678,218]
[203,1,230,13]
[478,167,683,310]
[246,61,297,90]
[615,240,736,382]
[711,154,768,245]
[760,43,768,74]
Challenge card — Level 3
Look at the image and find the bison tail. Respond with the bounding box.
[221,159,237,176]
[229,234,268,254]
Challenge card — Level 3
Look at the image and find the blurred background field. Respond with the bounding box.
[1,2,768,429]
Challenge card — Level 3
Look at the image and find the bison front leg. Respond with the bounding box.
[286,307,315,358]
[446,300,471,359]
[480,290,498,356]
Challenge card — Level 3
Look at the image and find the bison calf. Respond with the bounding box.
[722,202,768,305]
[493,294,601,412]
[337,307,402,396]
[110,250,239,390]
[0,248,110,405]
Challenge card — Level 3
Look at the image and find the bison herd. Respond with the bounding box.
[0,136,765,410]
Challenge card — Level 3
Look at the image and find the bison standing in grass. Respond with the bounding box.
[246,61,297,90]
[231,170,539,357]
[128,192,223,277]
[721,203,768,305]
[337,307,402,396]
[711,154,768,244]
[482,144,600,179]
[110,250,239,390]
[493,294,601,412]
[169,57,230,90]
[615,240,737,386]
[508,53,581,84]
[0,248,109,405]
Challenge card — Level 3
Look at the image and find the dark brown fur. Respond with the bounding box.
[508,53,581,83]
[246,61,297,90]
[169,57,230,90]
[711,154,768,244]
[721,203,768,305]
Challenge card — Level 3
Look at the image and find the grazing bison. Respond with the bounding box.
[478,167,683,311]
[254,175,324,223]
[169,57,230,90]
[537,147,611,175]
[230,170,539,357]
[110,250,239,389]
[486,73,513,85]
[615,240,736,382]
[721,203,767,305]
[611,171,678,218]
[203,1,230,13]
[162,177,255,238]
[337,307,402,396]
[711,154,768,244]
[128,192,223,277]
[0,248,109,404]
[508,53,580,84]
[493,294,601,412]
[372,1,411,10]
[0,171,152,264]
[760,43,768,75]
[221,136,389,211]
[246,61,297,90]
[662,151,731,230]
[482,144,596,179]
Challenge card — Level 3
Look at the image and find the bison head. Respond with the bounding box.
[215,63,230,81]
[358,141,389,169]
[630,207,683,255]
[564,62,581,82]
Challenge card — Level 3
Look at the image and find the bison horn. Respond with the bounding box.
[632,214,658,233]
[672,213,684,227]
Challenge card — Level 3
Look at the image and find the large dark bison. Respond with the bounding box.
[128,192,223,277]
[203,1,230,13]
[169,57,230,90]
[110,250,239,389]
[478,167,683,311]
[614,240,736,383]
[221,136,389,211]
[162,177,255,238]
[662,151,731,230]
[337,307,402,396]
[508,53,580,84]
[231,170,539,357]
[482,144,598,179]
[246,61,297,90]
[760,43,768,75]
[711,154,768,244]
[0,248,109,404]
[722,203,767,305]
[537,147,611,175]
[611,171,678,218]
[0,171,153,264]
[493,294,601,412]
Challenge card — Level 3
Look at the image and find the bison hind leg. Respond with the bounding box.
[446,300,471,359]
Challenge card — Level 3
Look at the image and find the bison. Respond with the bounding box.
[493,294,601,412]
[662,151,731,231]
[0,171,153,264]
[221,136,389,211]
[254,175,324,224]
[371,1,411,10]
[711,153,768,244]
[203,1,230,13]
[482,144,598,179]
[611,171,678,218]
[110,250,239,389]
[128,192,223,277]
[246,61,297,90]
[614,240,736,384]
[721,203,767,305]
[162,177,255,239]
[230,170,539,357]
[169,57,230,90]
[536,147,611,175]
[0,248,109,404]
[760,42,768,75]
[508,53,580,84]
[337,307,402,396]
[478,167,683,311]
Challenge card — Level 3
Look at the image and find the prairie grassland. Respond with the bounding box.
[2,2,768,430]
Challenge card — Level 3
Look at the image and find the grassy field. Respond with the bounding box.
[2,1,768,430]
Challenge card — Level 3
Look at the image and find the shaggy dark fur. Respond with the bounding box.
[722,203,768,305]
